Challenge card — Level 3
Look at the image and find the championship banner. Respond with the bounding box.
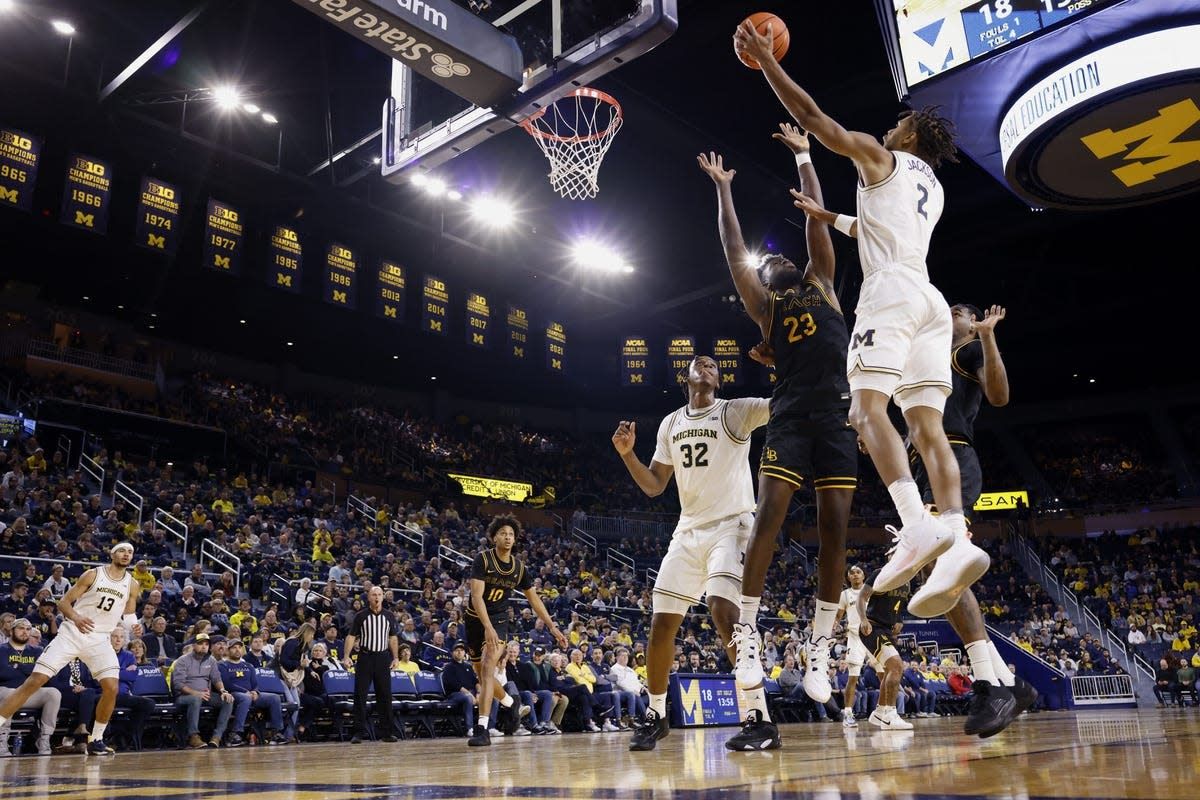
[60,153,112,233]
[376,260,406,321]
[447,473,533,502]
[507,305,528,359]
[422,274,448,334]
[0,127,42,212]
[667,336,696,385]
[466,291,491,348]
[203,199,244,274]
[713,337,743,387]
[546,321,566,372]
[621,335,650,386]
[133,176,181,256]
[268,224,303,293]
[324,242,358,307]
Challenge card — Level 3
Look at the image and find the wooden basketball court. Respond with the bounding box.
[0,710,1190,799]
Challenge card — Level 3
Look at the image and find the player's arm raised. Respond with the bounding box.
[775,123,837,289]
[973,305,1010,407]
[735,21,893,181]
[58,568,97,634]
[697,152,770,335]
[611,420,673,497]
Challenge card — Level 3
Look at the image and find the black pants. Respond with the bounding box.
[354,651,394,736]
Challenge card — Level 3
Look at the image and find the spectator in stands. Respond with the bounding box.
[185,565,212,599]
[42,564,70,601]
[440,643,479,734]
[229,599,259,638]
[1155,658,1180,706]
[319,625,344,663]
[1,583,31,617]
[131,560,156,597]
[295,578,318,607]
[220,639,287,746]
[394,643,418,676]
[32,599,59,641]
[143,617,178,667]
[159,566,182,600]
[0,614,15,647]
[137,603,158,635]
[73,627,155,752]
[328,559,351,585]
[129,638,149,666]
[949,666,974,697]
[421,630,450,670]
[515,644,562,735]
[1178,661,1198,705]
[245,634,270,669]
[0,618,61,755]
[904,661,937,717]
[553,651,611,733]
[170,632,236,749]
[609,648,647,724]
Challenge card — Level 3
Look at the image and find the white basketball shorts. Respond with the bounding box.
[652,512,752,615]
[33,622,120,681]
[846,632,868,677]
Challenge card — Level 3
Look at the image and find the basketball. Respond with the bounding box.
[737,12,790,70]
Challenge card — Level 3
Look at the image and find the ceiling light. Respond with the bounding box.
[261,112,278,125]
[1089,378,1095,384]
[393,355,399,360]
[51,19,75,36]
[212,85,241,110]
[372,156,382,165]
[82,296,89,301]
[571,239,630,274]
[117,304,124,310]
[0,1,17,14]
[469,195,516,228]
[239,319,247,324]
[242,103,260,114]
[431,376,437,381]
[287,341,294,347]
[424,177,446,197]
[447,189,462,201]
[411,173,428,188]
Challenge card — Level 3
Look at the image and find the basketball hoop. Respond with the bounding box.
[520,88,623,200]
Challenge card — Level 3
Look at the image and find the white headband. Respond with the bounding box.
[111,543,134,555]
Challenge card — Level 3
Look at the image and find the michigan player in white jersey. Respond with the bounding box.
[735,21,989,617]
[0,542,139,755]
[612,355,779,752]
[835,565,867,727]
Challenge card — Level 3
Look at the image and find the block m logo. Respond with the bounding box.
[383,305,397,318]
[0,187,17,204]
[1081,99,1200,187]
[147,234,165,249]
[213,255,231,269]
[276,274,292,287]
[332,290,347,304]
[74,211,95,228]
[907,18,958,79]
[472,333,484,345]
[851,329,876,349]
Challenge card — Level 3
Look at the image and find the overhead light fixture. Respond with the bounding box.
[571,239,631,274]
[393,355,399,360]
[239,319,247,324]
[117,304,124,310]
[372,156,382,165]
[424,177,447,197]
[0,1,17,14]
[242,102,260,114]
[286,341,294,347]
[469,195,516,228]
[411,173,428,188]
[51,19,75,36]
[211,85,241,110]
[261,112,278,125]
[447,189,462,201]
[82,295,89,301]
[431,376,437,381]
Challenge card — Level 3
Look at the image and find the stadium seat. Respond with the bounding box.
[322,669,357,741]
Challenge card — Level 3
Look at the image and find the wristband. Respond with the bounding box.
[834,214,857,236]
[794,152,812,168]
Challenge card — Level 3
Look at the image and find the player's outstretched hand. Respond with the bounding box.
[748,340,775,367]
[790,189,826,217]
[697,152,735,184]
[74,615,96,634]
[734,19,775,65]
[859,620,872,637]
[971,305,1006,338]
[773,122,810,154]
[611,420,637,456]
[552,627,569,651]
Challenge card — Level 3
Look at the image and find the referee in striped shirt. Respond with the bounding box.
[343,586,400,743]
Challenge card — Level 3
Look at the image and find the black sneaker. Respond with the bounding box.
[225,732,245,748]
[628,710,670,751]
[86,740,116,756]
[1012,676,1038,714]
[381,734,399,743]
[963,680,1019,738]
[724,710,782,751]
[467,724,491,747]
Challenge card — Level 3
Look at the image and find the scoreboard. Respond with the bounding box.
[892,0,1121,88]
[668,674,742,727]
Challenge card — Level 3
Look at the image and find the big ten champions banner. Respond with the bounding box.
[268,224,303,293]
[324,243,358,307]
[376,260,406,321]
[134,177,181,256]
[546,321,566,372]
[667,336,696,385]
[0,127,42,212]
[621,336,650,386]
[713,337,742,387]
[203,199,244,274]
[60,153,112,233]
[422,274,449,334]
[507,305,528,359]
[466,291,490,348]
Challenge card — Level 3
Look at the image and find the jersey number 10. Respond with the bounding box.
[487,588,505,603]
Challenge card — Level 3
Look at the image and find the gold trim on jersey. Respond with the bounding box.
[815,476,858,490]
[708,571,743,582]
[764,291,777,341]
[652,587,700,604]
[848,355,903,377]
[684,400,720,421]
[815,483,857,490]
[721,403,750,445]
[485,548,517,577]
[804,279,842,316]
[895,379,953,394]
[759,466,804,488]
[951,341,981,383]
[857,153,900,192]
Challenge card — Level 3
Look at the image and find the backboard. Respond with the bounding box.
[381,0,678,179]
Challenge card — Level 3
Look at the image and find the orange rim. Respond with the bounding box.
[520,87,623,144]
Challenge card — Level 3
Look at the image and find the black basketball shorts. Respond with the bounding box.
[465,615,510,663]
[759,407,858,492]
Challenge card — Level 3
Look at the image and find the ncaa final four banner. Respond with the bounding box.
[620,336,650,386]
[0,127,42,212]
[203,199,244,275]
[506,305,528,359]
[60,153,112,234]
[324,242,358,307]
[377,260,406,322]
[713,337,743,387]
[546,321,566,372]
[466,292,491,348]
[268,224,303,293]
[422,274,449,334]
[134,177,181,256]
[667,336,696,385]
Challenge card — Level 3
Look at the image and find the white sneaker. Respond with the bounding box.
[908,533,991,617]
[601,719,620,732]
[36,735,51,755]
[804,635,834,703]
[488,727,500,736]
[518,704,531,719]
[842,707,858,728]
[872,516,953,592]
[731,623,764,689]
[546,722,562,735]
[585,720,601,733]
[868,706,913,730]
[513,726,532,736]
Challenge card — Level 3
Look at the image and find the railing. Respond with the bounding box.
[606,547,634,573]
[1133,653,1155,683]
[318,478,337,507]
[1070,674,1136,705]
[200,539,242,597]
[113,480,145,527]
[79,452,105,490]
[0,553,215,581]
[572,527,597,554]
[1083,606,1105,639]
[581,515,671,540]
[55,433,71,467]
[789,540,809,572]
[438,543,473,569]
[347,494,377,532]
[392,520,424,554]
[25,338,158,381]
[550,513,563,535]
[1105,630,1133,676]
[646,567,659,583]
[153,507,189,554]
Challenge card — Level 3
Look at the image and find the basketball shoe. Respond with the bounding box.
[872,515,953,593]
[964,680,1018,738]
[731,623,764,689]
[628,709,669,751]
[868,705,913,731]
[804,634,834,703]
[907,533,991,618]
[724,709,781,751]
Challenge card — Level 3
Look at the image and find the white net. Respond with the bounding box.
[521,88,623,200]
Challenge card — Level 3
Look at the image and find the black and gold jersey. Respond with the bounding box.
[466,549,532,620]
[865,575,910,628]
[766,280,850,415]
[944,338,985,445]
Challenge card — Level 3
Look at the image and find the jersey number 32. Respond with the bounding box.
[679,443,709,468]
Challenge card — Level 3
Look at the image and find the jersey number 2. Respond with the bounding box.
[97,596,116,612]
[916,184,929,220]
[680,443,709,468]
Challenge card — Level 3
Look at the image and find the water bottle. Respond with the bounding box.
[10,732,23,755]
